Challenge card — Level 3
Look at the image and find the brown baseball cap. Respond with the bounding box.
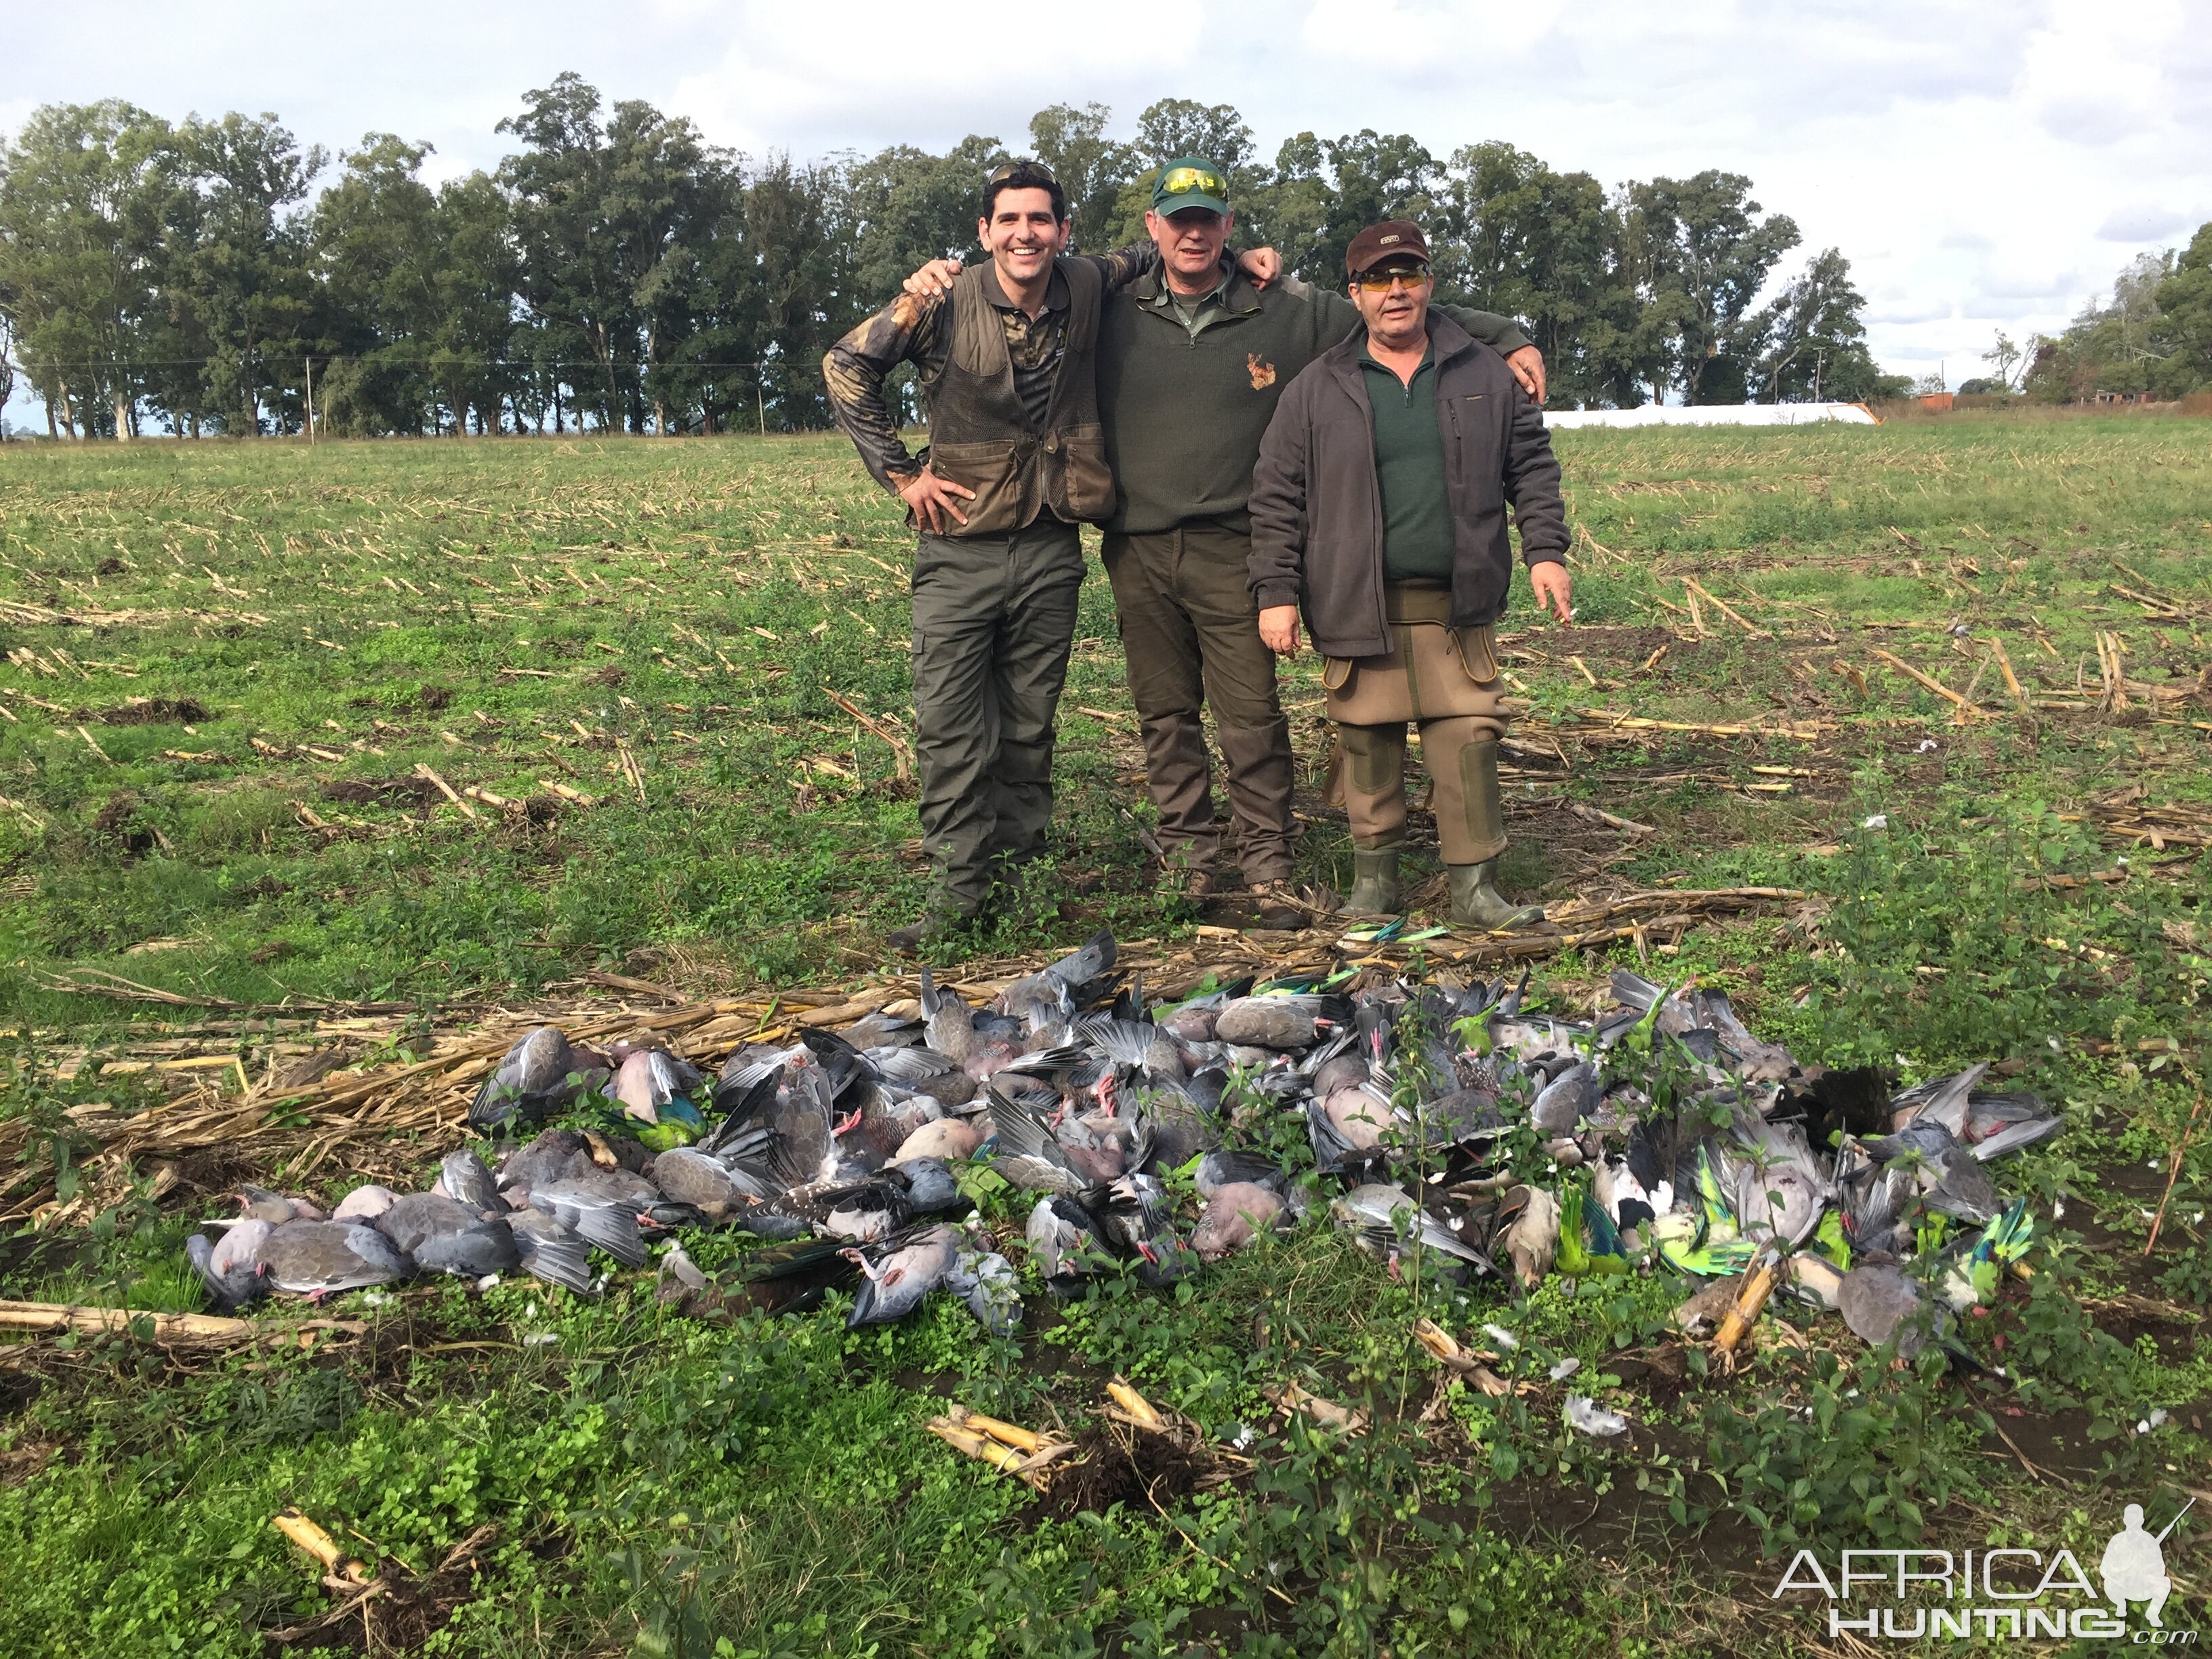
[1346,220,1431,276]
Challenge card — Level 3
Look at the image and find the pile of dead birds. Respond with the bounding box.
[186,930,2062,1363]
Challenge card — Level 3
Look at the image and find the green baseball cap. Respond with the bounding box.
[1152,156,1230,217]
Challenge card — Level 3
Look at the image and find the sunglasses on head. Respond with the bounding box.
[1356,262,1431,291]
[985,161,1059,188]
[1158,165,1227,200]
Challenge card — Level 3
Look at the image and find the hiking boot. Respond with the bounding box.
[1247,880,1307,933]
[1160,863,1219,903]
[887,904,975,958]
[1342,846,1403,917]
[1446,860,1544,931]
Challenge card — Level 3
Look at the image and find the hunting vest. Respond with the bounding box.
[922,258,1113,536]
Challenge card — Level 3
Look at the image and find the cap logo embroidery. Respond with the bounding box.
[1380,234,1401,245]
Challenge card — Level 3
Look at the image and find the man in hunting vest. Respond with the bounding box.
[823,162,1275,953]
[899,161,1544,930]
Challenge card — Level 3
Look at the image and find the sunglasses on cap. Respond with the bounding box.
[1158,165,1227,201]
[1355,262,1432,291]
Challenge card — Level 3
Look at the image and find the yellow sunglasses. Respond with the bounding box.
[1356,263,1431,291]
[1158,165,1227,199]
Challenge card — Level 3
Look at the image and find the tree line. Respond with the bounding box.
[0,77,1910,441]
[1965,229,2212,403]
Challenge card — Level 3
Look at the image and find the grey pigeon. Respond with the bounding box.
[893,1158,966,1215]
[413,1219,522,1280]
[186,1221,271,1309]
[920,970,981,1065]
[1195,1149,1286,1198]
[470,1025,584,1128]
[438,1149,502,1213]
[1027,1194,1105,1294]
[528,1180,649,1267]
[1216,996,1337,1050]
[261,1221,413,1296]
[1729,1111,1829,1249]
[945,1246,1023,1336]
[1101,1174,1197,1287]
[1839,1262,1939,1356]
[494,1128,590,1201]
[330,1184,398,1221]
[648,1147,759,1219]
[1532,1061,1599,1135]
[506,1208,600,1292]
[1332,1183,1494,1274]
[374,1191,483,1255]
[1191,1183,1286,1261]
[238,1183,324,1224]
[844,1224,960,1326]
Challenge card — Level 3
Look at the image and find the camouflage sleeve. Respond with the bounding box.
[1435,304,1533,359]
[1067,240,1160,294]
[822,291,949,495]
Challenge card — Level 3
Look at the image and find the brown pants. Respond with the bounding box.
[1102,521,1296,882]
[1324,585,1509,865]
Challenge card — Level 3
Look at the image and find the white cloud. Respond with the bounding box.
[2097,206,2193,243]
[2,0,2209,394]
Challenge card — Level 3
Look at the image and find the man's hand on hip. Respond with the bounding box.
[1505,345,1547,405]
[1258,605,1303,655]
[1529,561,1571,624]
[898,466,976,534]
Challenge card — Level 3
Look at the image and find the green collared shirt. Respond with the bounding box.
[1146,264,1236,340]
[1358,340,1454,582]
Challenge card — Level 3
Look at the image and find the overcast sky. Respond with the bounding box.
[5,0,2210,409]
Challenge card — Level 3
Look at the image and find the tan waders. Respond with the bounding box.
[1324,583,1544,930]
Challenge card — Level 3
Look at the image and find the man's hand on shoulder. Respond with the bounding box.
[903,258,962,299]
[1528,560,1571,625]
[897,466,976,535]
[1237,247,1282,289]
[1506,345,1547,405]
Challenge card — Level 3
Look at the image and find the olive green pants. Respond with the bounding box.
[910,518,1085,915]
[1101,520,1296,883]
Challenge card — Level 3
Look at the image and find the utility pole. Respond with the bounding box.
[304,357,316,447]
[756,373,766,436]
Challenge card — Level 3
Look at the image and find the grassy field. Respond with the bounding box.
[1,414,2209,1656]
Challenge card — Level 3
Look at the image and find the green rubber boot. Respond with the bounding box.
[1447,859,1544,931]
[1343,846,1403,917]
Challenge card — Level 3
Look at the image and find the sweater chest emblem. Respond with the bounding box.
[1246,353,1277,390]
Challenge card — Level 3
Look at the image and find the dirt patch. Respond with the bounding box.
[257,1519,524,1654]
[1039,1422,1212,1519]
[173,1149,268,1204]
[89,792,158,857]
[414,686,454,712]
[323,777,443,809]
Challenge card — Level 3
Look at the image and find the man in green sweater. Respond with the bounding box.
[907,159,1542,926]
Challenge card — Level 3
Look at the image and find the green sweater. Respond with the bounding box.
[1359,342,1455,583]
[1097,265,1532,535]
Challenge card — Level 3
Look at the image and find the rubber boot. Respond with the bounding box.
[888,890,977,957]
[1343,845,1403,916]
[1447,860,1544,931]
